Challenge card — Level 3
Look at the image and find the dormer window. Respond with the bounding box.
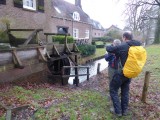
[98,24,102,29]
[73,11,80,21]
[55,7,61,14]
[23,0,36,11]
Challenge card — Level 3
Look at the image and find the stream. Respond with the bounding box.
[68,58,108,84]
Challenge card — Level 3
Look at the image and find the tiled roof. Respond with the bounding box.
[91,19,104,30]
[52,0,91,23]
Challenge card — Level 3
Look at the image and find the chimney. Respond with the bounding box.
[75,0,82,8]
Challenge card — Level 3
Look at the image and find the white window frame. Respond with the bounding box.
[73,11,80,21]
[85,30,89,38]
[73,28,79,39]
[23,0,36,11]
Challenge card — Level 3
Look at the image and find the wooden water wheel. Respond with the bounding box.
[47,55,71,85]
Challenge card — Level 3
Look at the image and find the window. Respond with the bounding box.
[23,0,36,10]
[85,30,89,38]
[55,7,61,14]
[98,24,102,29]
[0,0,6,5]
[73,11,80,21]
[57,26,68,34]
[73,28,79,38]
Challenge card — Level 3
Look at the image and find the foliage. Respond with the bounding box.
[0,18,10,43]
[52,35,74,44]
[0,30,9,43]
[92,36,113,42]
[1,18,10,28]
[38,6,44,11]
[78,44,96,57]
[105,30,122,40]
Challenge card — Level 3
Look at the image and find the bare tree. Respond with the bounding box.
[124,0,160,44]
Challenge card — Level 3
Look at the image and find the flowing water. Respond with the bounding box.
[68,58,108,84]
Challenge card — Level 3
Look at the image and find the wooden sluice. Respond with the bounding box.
[0,30,89,85]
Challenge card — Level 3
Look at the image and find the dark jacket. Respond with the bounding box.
[105,53,119,69]
[106,40,141,67]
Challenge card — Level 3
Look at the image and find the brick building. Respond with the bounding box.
[91,19,105,38]
[0,0,96,44]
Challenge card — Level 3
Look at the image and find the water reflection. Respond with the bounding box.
[68,58,108,84]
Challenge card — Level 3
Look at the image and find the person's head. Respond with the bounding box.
[122,31,133,41]
[113,39,121,46]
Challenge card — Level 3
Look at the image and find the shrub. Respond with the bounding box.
[0,30,9,43]
[52,35,74,44]
[78,44,96,57]
[92,36,113,42]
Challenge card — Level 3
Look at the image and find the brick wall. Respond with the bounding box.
[0,0,52,41]
[92,29,105,38]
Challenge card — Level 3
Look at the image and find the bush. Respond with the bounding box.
[92,36,113,42]
[92,41,105,48]
[52,35,74,44]
[0,30,9,43]
[78,44,96,57]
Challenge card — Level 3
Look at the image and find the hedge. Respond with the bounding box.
[78,44,96,57]
[52,35,74,44]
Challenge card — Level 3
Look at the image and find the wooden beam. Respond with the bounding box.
[37,47,47,62]
[72,43,79,52]
[8,29,43,32]
[52,44,60,56]
[23,29,37,45]
[64,35,72,54]
[12,49,24,69]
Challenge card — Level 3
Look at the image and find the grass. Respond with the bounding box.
[34,90,112,120]
[93,48,106,58]
[0,44,160,120]
[143,45,160,77]
[95,41,104,45]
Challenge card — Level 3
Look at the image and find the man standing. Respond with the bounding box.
[106,31,141,116]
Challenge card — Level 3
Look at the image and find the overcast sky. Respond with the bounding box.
[64,0,127,29]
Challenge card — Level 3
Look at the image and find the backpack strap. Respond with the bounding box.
[118,58,123,72]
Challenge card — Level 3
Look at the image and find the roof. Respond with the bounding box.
[52,0,91,23]
[106,25,123,31]
[91,19,104,30]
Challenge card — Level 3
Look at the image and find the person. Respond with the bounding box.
[106,31,141,117]
[105,39,121,83]
[105,39,121,111]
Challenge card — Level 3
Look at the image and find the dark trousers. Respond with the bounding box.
[109,72,131,114]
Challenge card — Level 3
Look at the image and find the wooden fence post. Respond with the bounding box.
[97,63,101,74]
[87,67,89,81]
[141,71,150,103]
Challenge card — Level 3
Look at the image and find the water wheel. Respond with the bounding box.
[47,56,71,85]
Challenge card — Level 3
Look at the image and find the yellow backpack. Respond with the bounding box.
[123,46,147,78]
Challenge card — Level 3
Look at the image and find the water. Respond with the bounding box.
[68,58,108,84]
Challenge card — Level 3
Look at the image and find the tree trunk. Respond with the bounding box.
[154,10,160,44]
